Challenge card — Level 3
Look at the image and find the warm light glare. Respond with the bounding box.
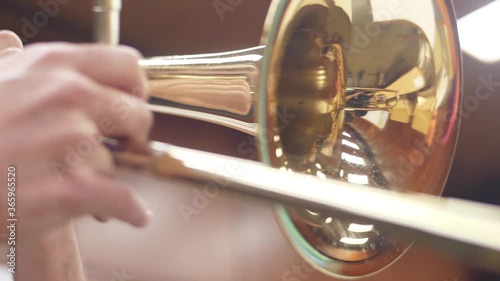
[347,174,369,185]
[276,148,283,158]
[348,223,374,233]
[342,139,360,150]
[306,209,320,216]
[340,237,369,245]
[413,76,425,89]
[316,171,327,180]
[341,153,365,166]
[142,54,264,66]
[458,0,500,63]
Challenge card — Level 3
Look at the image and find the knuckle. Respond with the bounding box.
[58,73,92,97]
[45,72,94,106]
[71,168,99,198]
[28,43,73,67]
[53,111,96,144]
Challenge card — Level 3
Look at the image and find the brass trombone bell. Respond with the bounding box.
[95,0,462,279]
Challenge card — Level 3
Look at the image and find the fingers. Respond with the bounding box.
[73,44,148,99]
[0,70,153,145]
[6,109,153,228]
[1,109,116,181]
[0,40,155,232]
[2,42,153,143]
[25,43,148,99]
[0,30,23,55]
[69,169,153,227]
[39,70,153,142]
[17,170,152,234]
[84,81,153,142]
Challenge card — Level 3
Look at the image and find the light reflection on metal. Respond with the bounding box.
[316,171,327,180]
[341,152,365,166]
[348,223,375,233]
[340,237,370,245]
[347,174,370,185]
[276,148,284,158]
[129,0,462,278]
[342,139,360,150]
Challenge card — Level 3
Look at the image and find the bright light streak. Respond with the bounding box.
[342,139,360,150]
[348,223,374,233]
[458,0,500,63]
[347,174,369,185]
[340,237,369,245]
[341,153,365,166]
[316,171,327,180]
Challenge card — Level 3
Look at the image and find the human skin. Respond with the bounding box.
[0,30,153,280]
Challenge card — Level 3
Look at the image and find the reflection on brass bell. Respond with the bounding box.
[95,0,462,278]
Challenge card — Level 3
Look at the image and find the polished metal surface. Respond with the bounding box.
[142,46,265,135]
[93,0,121,44]
[259,0,461,277]
[107,139,500,275]
[98,0,461,278]
[261,1,461,277]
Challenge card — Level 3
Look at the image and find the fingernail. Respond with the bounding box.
[0,30,23,51]
[136,68,150,100]
[145,209,154,220]
[136,208,153,226]
[134,197,154,226]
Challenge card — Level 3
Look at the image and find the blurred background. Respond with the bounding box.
[0,0,499,280]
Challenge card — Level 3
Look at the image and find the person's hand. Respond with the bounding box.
[0,31,153,242]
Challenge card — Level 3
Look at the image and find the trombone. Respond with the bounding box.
[94,0,499,278]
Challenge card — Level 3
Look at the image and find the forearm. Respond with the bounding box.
[15,221,86,281]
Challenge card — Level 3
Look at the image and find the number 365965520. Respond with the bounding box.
[7,166,16,213]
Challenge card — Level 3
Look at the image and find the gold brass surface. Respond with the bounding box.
[102,0,462,278]
[260,0,460,277]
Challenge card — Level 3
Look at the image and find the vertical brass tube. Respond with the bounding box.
[93,0,122,45]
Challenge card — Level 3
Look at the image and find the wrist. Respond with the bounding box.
[15,220,87,281]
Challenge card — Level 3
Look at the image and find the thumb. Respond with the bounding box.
[0,30,24,56]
